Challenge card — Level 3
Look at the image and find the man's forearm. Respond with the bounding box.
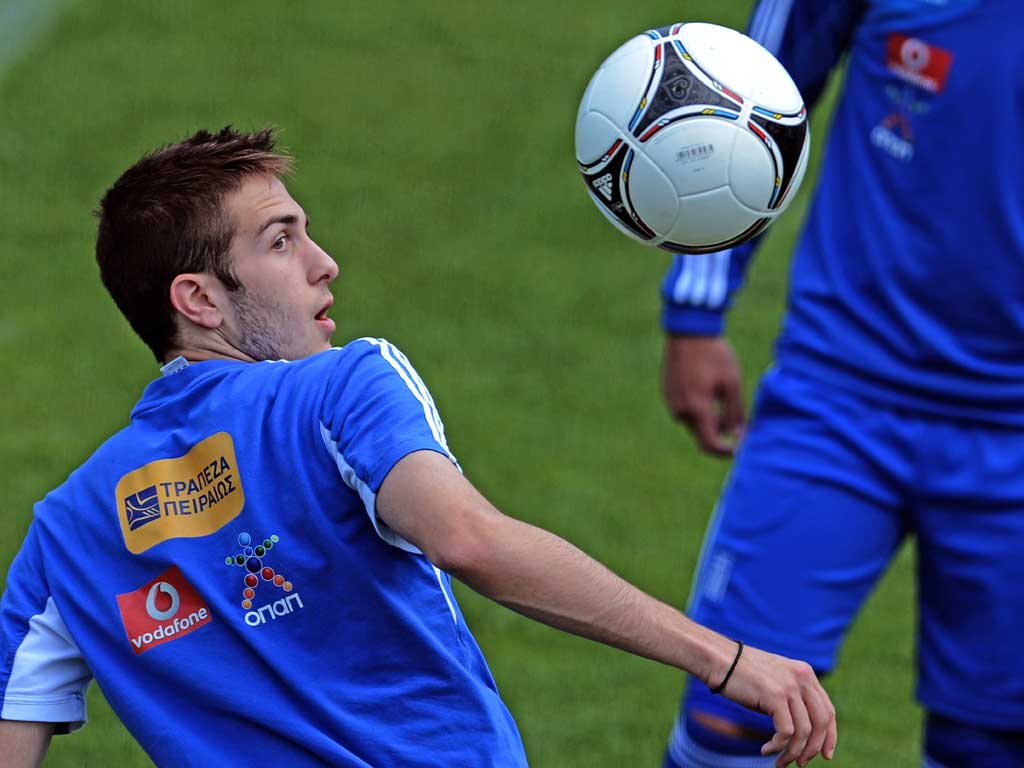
[444,510,735,686]
[376,449,737,685]
[0,721,54,768]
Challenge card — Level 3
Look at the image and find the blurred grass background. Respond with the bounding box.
[0,0,917,765]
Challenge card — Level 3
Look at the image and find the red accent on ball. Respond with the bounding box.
[261,567,274,581]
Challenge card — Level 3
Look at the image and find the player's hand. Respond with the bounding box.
[711,642,837,767]
[661,334,745,457]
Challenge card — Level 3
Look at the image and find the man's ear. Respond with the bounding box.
[169,273,227,330]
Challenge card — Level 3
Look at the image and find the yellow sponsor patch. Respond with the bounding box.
[116,432,244,554]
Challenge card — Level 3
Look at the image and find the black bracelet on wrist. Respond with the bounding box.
[709,640,744,695]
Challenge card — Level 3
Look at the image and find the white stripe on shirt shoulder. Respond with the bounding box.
[357,338,456,462]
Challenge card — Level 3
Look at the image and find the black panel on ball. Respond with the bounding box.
[578,143,657,241]
[750,114,808,209]
[632,44,739,137]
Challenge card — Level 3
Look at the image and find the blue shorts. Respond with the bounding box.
[688,365,1024,728]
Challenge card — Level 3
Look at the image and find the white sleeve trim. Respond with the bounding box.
[672,251,732,309]
[319,421,422,554]
[2,597,91,730]
[359,338,460,468]
[432,565,459,626]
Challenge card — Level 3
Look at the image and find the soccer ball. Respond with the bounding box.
[575,22,810,253]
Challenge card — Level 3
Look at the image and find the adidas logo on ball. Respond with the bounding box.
[591,173,614,200]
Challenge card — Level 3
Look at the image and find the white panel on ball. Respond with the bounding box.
[581,36,653,130]
[626,151,679,234]
[643,119,734,197]
[744,60,803,113]
[728,129,777,211]
[575,111,625,166]
[675,23,756,96]
[667,186,760,247]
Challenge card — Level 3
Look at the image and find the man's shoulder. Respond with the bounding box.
[325,336,406,365]
[195,340,382,393]
[281,337,409,384]
[32,420,138,522]
[203,339,413,418]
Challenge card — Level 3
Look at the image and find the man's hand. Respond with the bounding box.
[662,334,745,457]
[709,641,837,767]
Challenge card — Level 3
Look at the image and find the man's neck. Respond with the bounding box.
[162,343,256,366]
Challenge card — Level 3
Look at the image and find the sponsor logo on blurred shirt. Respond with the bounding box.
[116,432,244,554]
[886,34,953,93]
[116,565,211,654]
[871,112,915,162]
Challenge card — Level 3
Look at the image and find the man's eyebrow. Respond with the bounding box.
[256,213,310,236]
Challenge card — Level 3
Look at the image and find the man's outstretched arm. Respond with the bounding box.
[0,721,53,768]
[376,449,836,768]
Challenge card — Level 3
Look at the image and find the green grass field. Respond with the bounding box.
[0,1,918,765]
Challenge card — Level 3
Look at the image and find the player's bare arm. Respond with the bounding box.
[376,449,836,767]
[662,334,746,457]
[0,721,53,768]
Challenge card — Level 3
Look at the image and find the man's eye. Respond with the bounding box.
[272,235,288,250]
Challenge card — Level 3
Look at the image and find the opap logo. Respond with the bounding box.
[116,565,212,654]
[224,531,305,627]
[871,112,915,162]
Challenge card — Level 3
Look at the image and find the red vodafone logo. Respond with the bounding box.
[886,34,953,93]
[900,38,930,71]
[146,581,180,620]
[116,565,212,655]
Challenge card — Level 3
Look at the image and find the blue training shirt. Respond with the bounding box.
[0,339,527,767]
[662,0,1024,423]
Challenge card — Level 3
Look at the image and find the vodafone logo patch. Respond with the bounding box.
[146,581,180,620]
[116,565,212,655]
[886,34,953,93]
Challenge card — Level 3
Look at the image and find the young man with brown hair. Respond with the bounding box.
[0,127,835,767]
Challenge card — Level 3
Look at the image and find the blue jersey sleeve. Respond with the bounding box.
[317,338,457,551]
[661,241,758,334]
[1,522,91,730]
[661,0,866,335]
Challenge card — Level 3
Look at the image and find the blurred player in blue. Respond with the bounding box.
[0,128,837,767]
[660,2,1024,767]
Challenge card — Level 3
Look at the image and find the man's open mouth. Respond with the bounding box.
[315,298,333,321]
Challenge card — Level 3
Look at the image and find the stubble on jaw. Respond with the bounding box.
[228,286,295,362]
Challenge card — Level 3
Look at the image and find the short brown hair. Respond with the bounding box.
[96,126,292,361]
